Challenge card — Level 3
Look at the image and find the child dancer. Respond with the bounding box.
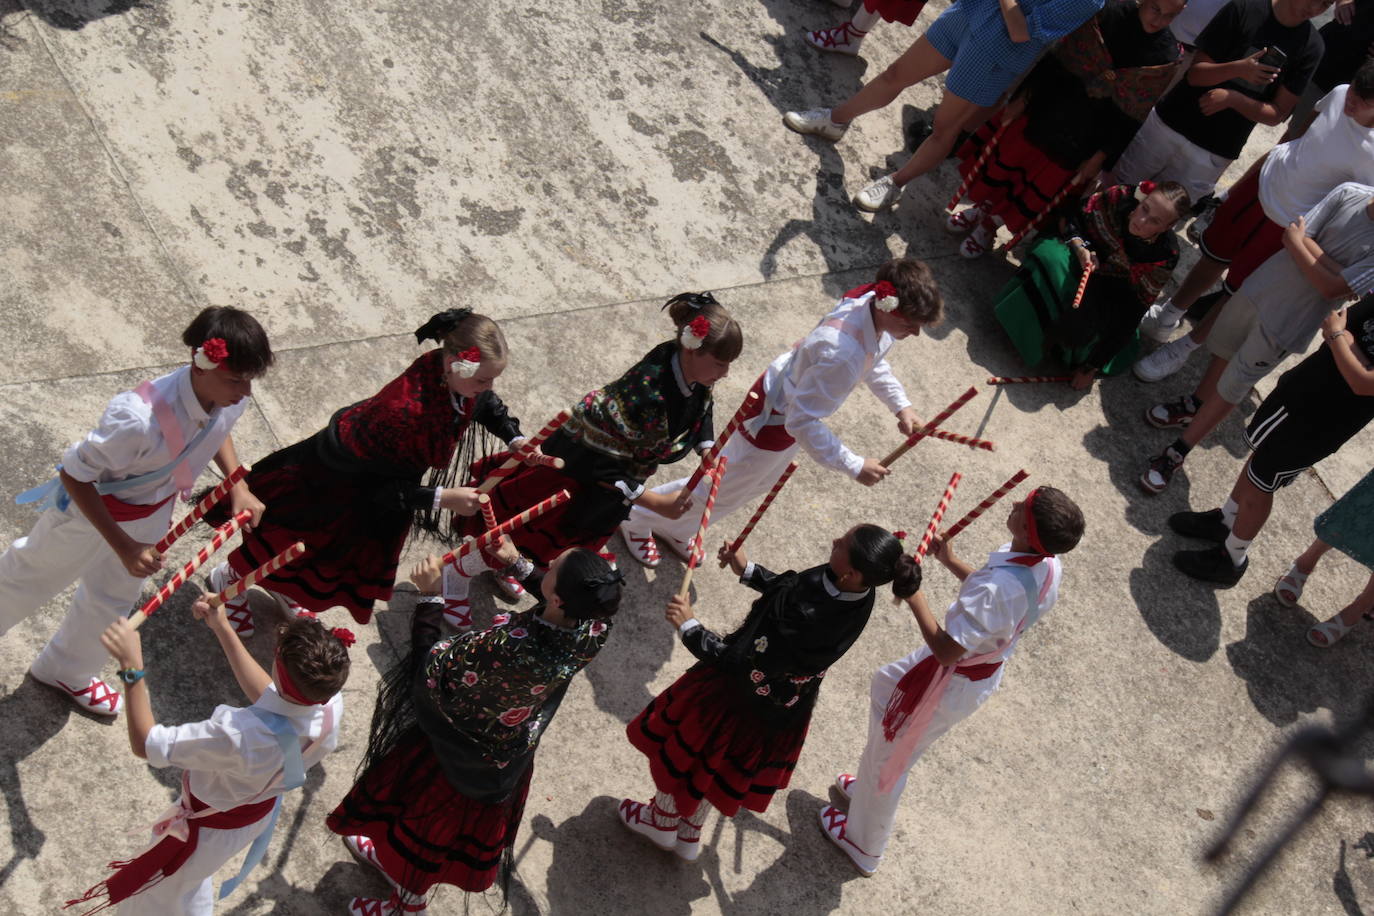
[819,487,1084,876]
[66,600,349,913]
[0,307,270,715]
[449,294,741,604]
[618,526,920,861]
[620,259,938,567]
[328,549,622,914]
[206,309,531,634]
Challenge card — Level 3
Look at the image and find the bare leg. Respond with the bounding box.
[1172,259,1227,315]
[832,37,952,124]
[1178,357,1234,449]
[1294,538,1333,575]
[1332,574,1374,628]
[889,91,988,186]
[1227,469,1274,542]
[1186,293,1229,346]
[1190,355,1229,408]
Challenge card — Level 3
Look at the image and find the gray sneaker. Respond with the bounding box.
[783,108,849,142]
[854,174,902,212]
[1133,336,1195,382]
[1140,300,1185,343]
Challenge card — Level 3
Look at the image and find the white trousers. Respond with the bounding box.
[116,813,273,915]
[622,433,800,552]
[0,502,171,684]
[844,647,1003,866]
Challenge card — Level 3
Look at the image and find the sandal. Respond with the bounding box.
[1307,613,1356,648]
[1274,562,1309,607]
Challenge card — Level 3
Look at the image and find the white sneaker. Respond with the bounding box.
[804,23,864,55]
[1140,301,1185,343]
[1133,337,1196,383]
[853,174,902,212]
[617,799,677,851]
[783,108,848,142]
[958,222,992,258]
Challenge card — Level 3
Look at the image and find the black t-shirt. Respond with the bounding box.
[1272,294,1374,428]
[1314,0,1374,92]
[1156,0,1323,159]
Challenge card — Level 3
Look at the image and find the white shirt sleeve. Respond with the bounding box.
[60,396,157,484]
[864,354,912,415]
[943,571,1022,655]
[143,711,249,774]
[782,339,866,478]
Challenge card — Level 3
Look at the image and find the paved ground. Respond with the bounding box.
[2,1,1372,913]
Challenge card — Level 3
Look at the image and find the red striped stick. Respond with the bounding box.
[1002,180,1078,251]
[475,410,572,494]
[879,386,979,468]
[525,453,565,469]
[129,510,252,629]
[1070,260,1095,309]
[986,376,1072,385]
[947,118,1009,211]
[678,457,728,599]
[478,494,498,531]
[940,469,1029,542]
[207,541,307,610]
[729,460,799,553]
[925,427,995,452]
[684,391,759,492]
[441,490,571,566]
[156,465,248,553]
[915,472,962,560]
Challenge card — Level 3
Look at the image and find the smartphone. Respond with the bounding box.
[1257,46,1288,70]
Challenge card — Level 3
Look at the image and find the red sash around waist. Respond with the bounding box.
[100,492,174,523]
[738,375,796,452]
[880,654,1004,742]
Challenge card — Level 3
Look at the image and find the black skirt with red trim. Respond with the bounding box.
[217,435,412,624]
[326,730,532,896]
[957,117,1075,239]
[627,663,812,818]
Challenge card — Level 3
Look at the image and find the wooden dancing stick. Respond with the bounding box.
[728,460,799,553]
[206,541,307,610]
[684,391,759,492]
[475,409,572,494]
[879,386,979,468]
[986,375,1073,385]
[1070,259,1096,309]
[1002,181,1078,251]
[478,494,498,531]
[946,117,1009,212]
[129,510,252,629]
[939,469,1029,542]
[156,465,249,553]
[441,489,571,566]
[678,457,728,599]
[915,472,962,560]
[524,452,565,469]
[925,427,996,453]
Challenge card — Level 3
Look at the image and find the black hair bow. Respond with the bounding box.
[414,308,474,345]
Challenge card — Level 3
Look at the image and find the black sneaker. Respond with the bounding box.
[1139,448,1184,494]
[1168,508,1230,542]
[1173,544,1247,587]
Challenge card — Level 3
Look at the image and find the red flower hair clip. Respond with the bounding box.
[194,337,230,370]
[1134,180,1157,202]
[893,530,907,540]
[873,281,900,313]
[449,346,482,379]
[295,610,319,620]
[681,315,711,350]
[330,627,356,649]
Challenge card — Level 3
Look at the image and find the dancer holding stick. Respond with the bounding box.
[474,409,570,494]
[1,306,271,716]
[622,258,942,568]
[941,469,1029,541]
[915,472,962,560]
[130,510,253,627]
[204,309,537,636]
[880,386,978,468]
[678,459,727,599]
[819,487,1084,877]
[448,294,744,623]
[157,465,248,553]
[616,526,919,862]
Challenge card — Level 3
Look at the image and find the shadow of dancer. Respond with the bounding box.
[0,680,65,888]
[19,0,148,31]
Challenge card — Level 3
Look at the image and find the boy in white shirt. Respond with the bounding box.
[819,486,1085,876]
[67,601,350,914]
[0,307,270,715]
[618,258,942,566]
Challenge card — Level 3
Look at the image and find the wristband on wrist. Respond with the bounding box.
[1327,329,1351,342]
[117,667,145,686]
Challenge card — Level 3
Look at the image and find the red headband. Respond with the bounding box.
[274,656,323,706]
[1023,488,1054,558]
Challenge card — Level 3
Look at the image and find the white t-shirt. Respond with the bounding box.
[1260,86,1374,225]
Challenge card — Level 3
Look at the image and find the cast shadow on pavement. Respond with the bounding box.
[1225,594,1374,735]
[1334,839,1367,916]
[0,680,65,888]
[1128,537,1222,663]
[17,0,147,31]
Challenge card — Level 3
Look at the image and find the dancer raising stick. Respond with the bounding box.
[205,309,536,635]
[618,526,920,862]
[620,258,941,567]
[818,487,1084,876]
[1,307,271,716]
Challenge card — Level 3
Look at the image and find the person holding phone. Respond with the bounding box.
[1108,0,1329,205]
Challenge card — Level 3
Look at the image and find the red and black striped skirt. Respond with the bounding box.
[956,116,1075,239]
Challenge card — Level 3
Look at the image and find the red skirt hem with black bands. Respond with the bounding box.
[956,116,1075,238]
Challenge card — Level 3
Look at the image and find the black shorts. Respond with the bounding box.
[1244,375,1373,493]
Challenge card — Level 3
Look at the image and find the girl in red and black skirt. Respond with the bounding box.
[618,525,920,861]
[442,294,743,619]
[329,548,622,915]
[205,310,530,634]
